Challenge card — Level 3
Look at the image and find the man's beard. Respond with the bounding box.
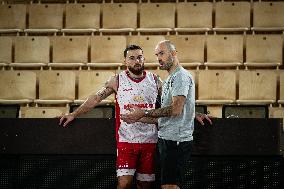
[128,65,144,75]
[159,56,174,71]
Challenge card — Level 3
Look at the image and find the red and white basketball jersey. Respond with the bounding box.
[116,70,158,143]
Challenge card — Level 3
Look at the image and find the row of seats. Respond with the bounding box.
[1,70,284,106]
[0,2,284,35]
[1,104,284,120]
[0,34,283,69]
[0,105,112,118]
[202,105,284,119]
[0,70,115,106]
[18,105,114,118]
[0,104,282,120]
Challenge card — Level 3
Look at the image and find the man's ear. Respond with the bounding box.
[171,50,177,56]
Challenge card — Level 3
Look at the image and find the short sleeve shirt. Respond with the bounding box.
[158,66,195,142]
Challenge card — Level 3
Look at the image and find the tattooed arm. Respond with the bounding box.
[145,96,185,118]
[138,117,158,124]
[121,95,186,124]
[59,75,117,127]
[71,87,115,118]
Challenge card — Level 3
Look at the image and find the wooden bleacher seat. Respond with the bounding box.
[11,36,49,69]
[137,3,175,34]
[214,1,250,33]
[34,71,76,106]
[0,37,12,68]
[62,3,100,34]
[166,35,205,68]
[0,4,26,34]
[205,35,243,68]
[206,106,223,118]
[25,4,63,34]
[20,106,69,118]
[50,36,88,68]
[74,70,116,105]
[245,35,282,68]
[269,107,284,129]
[175,2,212,33]
[223,105,268,118]
[237,70,277,105]
[100,3,137,34]
[196,70,236,105]
[87,36,126,69]
[278,71,284,105]
[252,2,284,32]
[127,35,165,67]
[187,70,196,82]
[0,71,36,105]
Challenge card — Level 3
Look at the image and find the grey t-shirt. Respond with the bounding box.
[158,66,195,142]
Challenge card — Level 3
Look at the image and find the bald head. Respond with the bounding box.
[157,40,176,53]
[155,40,179,72]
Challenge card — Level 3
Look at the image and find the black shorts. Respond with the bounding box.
[157,138,193,187]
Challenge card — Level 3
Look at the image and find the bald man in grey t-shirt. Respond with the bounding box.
[121,40,212,189]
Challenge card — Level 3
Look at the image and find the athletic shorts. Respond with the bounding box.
[116,142,156,181]
[157,138,193,187]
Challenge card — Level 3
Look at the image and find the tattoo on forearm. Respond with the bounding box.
[138,117,158,124]
[72,87,114,117]
[145,106,173,118]
[96,87,114,101]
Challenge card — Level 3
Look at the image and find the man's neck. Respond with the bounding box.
[168,62,180,75]
[127,70,144,79]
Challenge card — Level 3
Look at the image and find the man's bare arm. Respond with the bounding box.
[71,75,117,118]
[138,117,158,124]
[145,96,186,118]
[71,87,114,117]
[59,75,118,127]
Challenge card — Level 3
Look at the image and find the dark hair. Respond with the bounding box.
[124,45,143,58]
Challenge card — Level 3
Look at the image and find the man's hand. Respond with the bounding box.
[58,113,75,127]
[121,107,145,124]
[196,114,213,125]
